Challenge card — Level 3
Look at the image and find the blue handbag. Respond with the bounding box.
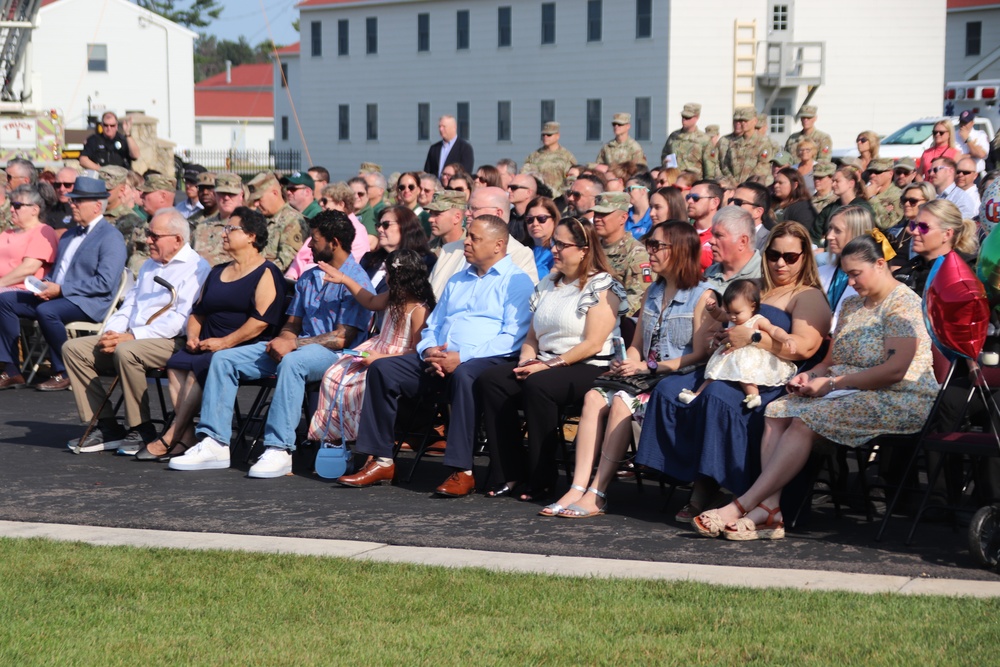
[315,441,352,479]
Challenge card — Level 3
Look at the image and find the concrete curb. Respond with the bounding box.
[1,520,997,598]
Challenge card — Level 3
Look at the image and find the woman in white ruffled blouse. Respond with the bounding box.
[476,216,628,502]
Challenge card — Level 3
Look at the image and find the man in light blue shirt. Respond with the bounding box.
[339,215,533,497]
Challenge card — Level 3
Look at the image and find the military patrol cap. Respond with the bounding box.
[705,125,720,137]
[799,105,818,118]
[359,162,382,174]
[867,158,894,173]
[733,106,757,121]
[280,171,315,189]
[681,103,701,118]
[214,172,243,195]
[894,157,917,173]
[612,113,631,125]
[197,172,216,187]
[424,190,467,212]
[812,162,836,178]
[590,191,631,213]
[140,173,177,193]
[542,121,561,135]
[247,172,280,202]
[770,152,793,167]
[98,165,128,188]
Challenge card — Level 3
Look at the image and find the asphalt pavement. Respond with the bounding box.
[1,383,997,584]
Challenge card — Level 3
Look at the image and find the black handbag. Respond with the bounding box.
[591,364,701,395]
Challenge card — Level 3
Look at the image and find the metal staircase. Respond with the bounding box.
[0,0,41,101]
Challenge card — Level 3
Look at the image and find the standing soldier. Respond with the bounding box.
[248,172,307,273]
[596,113,647,166]
[865,158,903,230]
[722,107,772,184]
[704,115,743,181]
[757,111,782,159]
[660,103,708,177]
[785,105,833,162]
[810,162,838,216]
[523,122,577,197]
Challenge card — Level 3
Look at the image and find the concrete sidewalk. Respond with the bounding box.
[3,520,998,598]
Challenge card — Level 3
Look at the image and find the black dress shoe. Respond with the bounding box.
[485,483,518,498]
[135,439,171,461]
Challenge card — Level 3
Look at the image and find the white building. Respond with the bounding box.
[194,63,274,153]
[24,0,196,148]
[276,0,945,179]
[946,0,1000,83]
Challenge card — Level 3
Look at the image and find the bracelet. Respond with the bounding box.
[544,356,567,368]
[828,376,836,392]
[517,358,540,368]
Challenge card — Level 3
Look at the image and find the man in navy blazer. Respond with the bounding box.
[0,177,127,390]
[423,115,475,179]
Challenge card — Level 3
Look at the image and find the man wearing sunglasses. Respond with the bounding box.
[686,181,722,268]
[865,158,903,231]
[507,174,537,241]
[929,157,977,220]
[892,157,918,190]
[281,172,322,220]
[192,172,246,267]
[79,112,139,171]
[523,121,577,198]
[955,156,982,213]
[44,167,80,235]
[247,171,308,272]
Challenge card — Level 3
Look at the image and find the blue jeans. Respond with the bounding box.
[196,341,341,451]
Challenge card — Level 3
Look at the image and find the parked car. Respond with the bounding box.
[831,116,995,162]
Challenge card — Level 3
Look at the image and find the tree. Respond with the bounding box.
[193,34,284,82]
[134,0,223,29]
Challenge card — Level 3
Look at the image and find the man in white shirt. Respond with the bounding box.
[930,156,978,219]
[955,111,989,173]
[955,156,982,213]
[63,207,211,454]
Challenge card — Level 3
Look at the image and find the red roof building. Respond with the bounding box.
[193,62,274,155]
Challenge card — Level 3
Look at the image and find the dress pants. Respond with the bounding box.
[355,353,508,471]
[62,335,182,428]
[0,291,92,374]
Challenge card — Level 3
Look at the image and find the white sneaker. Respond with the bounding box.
[677,389,697,404]
[248,447,292,479]
[168,438,230,471]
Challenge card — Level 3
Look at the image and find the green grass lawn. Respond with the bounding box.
[0,537,996,666]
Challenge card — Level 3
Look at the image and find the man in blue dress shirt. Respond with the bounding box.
[338,215,534,497]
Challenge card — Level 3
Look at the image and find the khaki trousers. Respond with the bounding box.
[63,335,182,428]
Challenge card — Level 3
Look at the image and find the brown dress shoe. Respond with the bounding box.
[435,471,475,497]
[36,373,71,391]
[336,458,395,487]
[0,372,26,390]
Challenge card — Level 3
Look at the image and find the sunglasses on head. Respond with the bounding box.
[764,249,803,264]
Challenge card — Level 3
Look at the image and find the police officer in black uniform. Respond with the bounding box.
[79,112,139,170]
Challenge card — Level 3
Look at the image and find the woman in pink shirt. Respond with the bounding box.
[0,186,58,292]
[920,120,960,177]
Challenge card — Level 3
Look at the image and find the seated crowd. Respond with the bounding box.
[2,106,996,542]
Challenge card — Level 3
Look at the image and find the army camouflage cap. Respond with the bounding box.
[812,162,836,178]
[98,165,128,188]
[197,172,216,187]
[214,172,243,195]
[589,191,631,213]
[681,103,701,118]
[247,172,280,202]
[139,173,177,193]
[894,157,917,173]
[424,190,467,212]
[769,152,793,167]
[542,121,561,135]
[799,105,818,118]
[733,106,757,121]
[280,171,315,189]
[359,162,382,174]
[867,158,895,173]
[705,125,720,137]
[612,112,631,125]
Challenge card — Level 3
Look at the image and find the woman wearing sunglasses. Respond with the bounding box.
[0,186,58,294]
[394,172,424,217]
[636,221,831,523]
[524,196,560,277]
[886,182,935,253]
[855,130,880,173]
[893,199,979,295]
[919,121,960,178]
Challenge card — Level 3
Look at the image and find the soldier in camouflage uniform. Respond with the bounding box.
[596,112,647,167]
[589,192,650,316]
[187,172,218,227]
[192,172,245,266]
[810,162,837,214]
[784,105,833,162]
[523,122,577,197]
[248,172,307,273]
[721,106,773,185]
[757,112,783,162]
[660,103,708,177]
[703,120,737,181]
[865,158,903,231]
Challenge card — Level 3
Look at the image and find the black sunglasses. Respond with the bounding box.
[10,201,35,209]
[685,193,717,203]
[376,221,396,230]
[764,249,803,264]
[645,240,672,253]
[524,214,552,224]
[54,182,75,189]
[956,169,976,176]
[900,197,925,206]
[397,183,417,191]
[729,197,756,208]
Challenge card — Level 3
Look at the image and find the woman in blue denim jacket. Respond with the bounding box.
[542,221,720,518]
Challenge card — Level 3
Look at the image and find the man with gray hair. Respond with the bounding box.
[496,158,518,189]
[63,207,211,453]
[703,206,762,292]
[5,157,37,190]
[424,115,475,178]
[363,171,388,216]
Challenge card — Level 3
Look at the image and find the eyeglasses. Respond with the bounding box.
[222,225,245,234]
[900,197,926,206]
[10,201,35,210]
[856,137,869,143]
[54,182,75,190]
[145,230,179,242]
[376,220,397,230]
[764,249,804,264]
[524,214,552,225]
[626,185,649,193]
[685,193,717,203]
[507,184,529,192]
[956,169,976,176]
[552,239,585,250]
[397,183,417,191]
[644,240,672,253]
[927,166,946,174]
[566,191,584,199]
[728,197,756,208]
[933,130,947,136]
[908,220,934,234]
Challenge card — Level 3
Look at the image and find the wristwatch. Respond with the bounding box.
[647,360,658,374]
[750,331,763,346]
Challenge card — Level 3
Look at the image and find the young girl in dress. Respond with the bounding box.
[678,279,797,408]
[307,249,435,444]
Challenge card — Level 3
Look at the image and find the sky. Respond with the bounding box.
[201,0,301,47]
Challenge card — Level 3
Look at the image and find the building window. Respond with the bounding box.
[771,4,789,31]
[366,17,378,54]
[498,6,512,47]
[586,99,602,142]
[87,44,107,72]
[418,13,430,52]
[634,97,651,141]
[541,100,555,126]
[457,10,470,50]
[339,105,350,141]
[418,103,430,141]
[769,106,787,135]
[636,0,652,39]
[338,19,349,55]
[281,116,289,142]
[587,1,602,43]
[498,101,511,141]
[541,3,556,44]
[967,21,982,57]
[457,102,470,139]
[195,122,202,146]
[280,63,288,88]
[366,104,378,140]
[311,21,322,56]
